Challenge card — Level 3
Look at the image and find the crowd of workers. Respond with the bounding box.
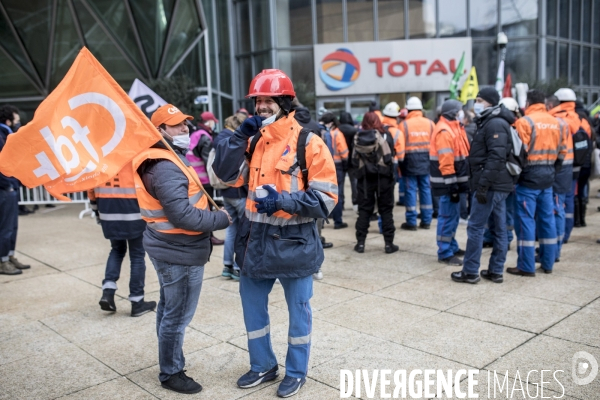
[1,68,599,398]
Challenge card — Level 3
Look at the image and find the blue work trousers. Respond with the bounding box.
[103,236,146,301]
[398,175,406,204]
[462,191,508,275]
[331,165,346,225]
[436,195,460,260]
[223,197,246,270]
[404,175,433,225]
[563,179,577,242]
[515,185,556,273]
[240,275,313,379]
[538,192,566,260]
[151,258,204,382]
[0,189,17,260]
[484,191,515,244]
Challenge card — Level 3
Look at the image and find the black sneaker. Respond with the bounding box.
[454,249,466,256]
[450,271,480,284]
[400,222,417,231]
[354,243,365,253]
[237,365,279,388]
[396,200,404,206]
[439,256,463,266]
[385,243,399,254]
[419,222,430,229]
[222,265,233,278]
[432,211,438,219]
[231,268,241,280]
[482,242,493,248]
[99,290,116,312]
[131,299,156,317]
[480,269,503,283]
[161,370,202,394]
[277,375,306,398]
[537,267,552,274]
[334,222,348,229]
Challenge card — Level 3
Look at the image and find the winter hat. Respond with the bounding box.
[441,100,463,120]
[477,87,500,106]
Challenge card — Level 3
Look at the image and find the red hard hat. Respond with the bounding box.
[246,69,296,98]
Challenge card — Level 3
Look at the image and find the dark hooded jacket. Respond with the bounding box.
[468,105,516,193]
[292,106,322,133]
[338,111,357,158]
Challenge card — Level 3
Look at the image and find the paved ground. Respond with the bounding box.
[1,181,600,400]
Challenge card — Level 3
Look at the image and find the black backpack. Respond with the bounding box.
[572,126,592,167]
[352,129,394,177]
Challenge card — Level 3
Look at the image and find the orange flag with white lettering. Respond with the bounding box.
[0,47,161,200]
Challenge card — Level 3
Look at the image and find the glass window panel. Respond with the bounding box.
[252,0,271,51]
[378,0,405,40]
[216,0,231,94]
[408,0,436,39]
[171,40,206,88]
[50,0,82,89]
[595,0,600,44]
[470,1,498,37]
[472,41,497,85]
[347,0,374,42]
[546,41,556,79]
[316,0,343,43]
[439,0,466,37]
[3,0,52,80]
[593,48,600,86]
[559,0,569,38]
[547,0,557,36]
[278,50,315,110]
[277,0,313,46]
[571,0,581,40]
[582,46,590,85]
[220,97,233,122]
[559,42,568,78]
[129,0,174,76]
[583,0,592,42]
[501,0,537,36]
[571,45,580,84]
[238,56,252,97]
[201,0,218,91]
[505,40,537,82]
[254,52,272,73]
[0,50,40,97]
[162,0,202,74]
[236,1,250,53]
[0,9,37,79]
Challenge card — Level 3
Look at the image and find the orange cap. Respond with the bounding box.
[151,104,193,127]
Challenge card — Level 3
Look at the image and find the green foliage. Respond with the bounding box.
[294,80,316,112]
[149,76,201,116]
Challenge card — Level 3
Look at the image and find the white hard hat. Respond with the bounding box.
[382,101,400,117]
[499,97,519,113]
[405,96,423,111]
[554,88,576,102]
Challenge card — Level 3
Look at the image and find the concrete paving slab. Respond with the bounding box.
[240,376,339,399]
[0,252,58,284]
[0,312,33,335]
[447,290,580,333]
[270,281,363,311]
[488,335,600,399]
[0,321,69,366]
[544,303,600,347]
[57,377,156,400]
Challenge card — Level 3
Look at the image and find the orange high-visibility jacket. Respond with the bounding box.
[132,148,209,235]
[330,127,349,164]
[382,117,406,164]
[213,111,338,279]
[515,104,567,190]
[399,110,434,176]
[429,116,470,196]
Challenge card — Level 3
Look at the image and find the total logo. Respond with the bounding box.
[319,48,361,91]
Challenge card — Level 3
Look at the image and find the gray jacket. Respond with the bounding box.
[138,142,230,266]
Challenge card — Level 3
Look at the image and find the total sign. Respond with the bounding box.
[314,38,472,96]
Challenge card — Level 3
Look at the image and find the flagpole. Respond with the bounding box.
[159,136,221,210]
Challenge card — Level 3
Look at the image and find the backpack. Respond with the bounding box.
[352,129,393,177]
[206,148,229,189]
[506,125,528,176]
[572,126,592,167]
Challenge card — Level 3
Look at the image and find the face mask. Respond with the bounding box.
[473,103,485,115]
[172,134,190,149]
[12,122,21,131]
[261,112,279,127]
[457,110,465,121]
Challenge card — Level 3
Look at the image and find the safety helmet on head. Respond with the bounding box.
[246,69,296,98]
[499,97,519,113]
[405,97,423,111]
[554,88,576,102]
[382,102,400,117]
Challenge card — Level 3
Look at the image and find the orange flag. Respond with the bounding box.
[0,47,161,200]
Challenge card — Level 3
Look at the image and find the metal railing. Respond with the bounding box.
[18,186,93,219]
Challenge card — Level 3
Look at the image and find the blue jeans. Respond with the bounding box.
[103,237,146,301]
[538,192,566,260]
[0,189,17,260]
[515,185,556,273]
[404,175,433,225]
[240,275,313,378]
[223,197,246,270]
[151,257,204,382]
[398,176,405,203]
[563,179,577,242]
[331,165,345,225]
[484,191,515,244]
[462,191,509,275]
[436,194,460,259]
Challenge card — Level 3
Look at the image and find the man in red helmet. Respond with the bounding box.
[213,69,338,397]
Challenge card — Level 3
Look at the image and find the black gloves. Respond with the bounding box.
[475,186,488,204]
[449,183,460,203]
[239,116,265,137]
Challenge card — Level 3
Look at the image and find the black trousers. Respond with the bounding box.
[355,174,395,243]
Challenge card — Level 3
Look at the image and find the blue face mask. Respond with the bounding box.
[473,103,485,115]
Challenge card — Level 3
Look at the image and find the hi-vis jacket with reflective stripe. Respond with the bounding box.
[330,127,349,164]
[553,117,574,193]
[88,163,145,240]
[213,111,338,279]
[382,117,406,164]
[515,104,567,190]
[429,116,470,196]
[549,102,592,179]
[399,111,434,176]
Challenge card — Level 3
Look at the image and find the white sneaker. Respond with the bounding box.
[459,218,468,225]
[313,270,323,280]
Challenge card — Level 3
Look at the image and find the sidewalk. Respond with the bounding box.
[1,183,599,399]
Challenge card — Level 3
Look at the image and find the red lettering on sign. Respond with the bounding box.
[369,57,391,77]
[409,60,427,76]
[449,59,457,73]
[426,59,448,75]
[388,61,408,77]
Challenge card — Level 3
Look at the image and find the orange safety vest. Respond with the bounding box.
[400,111,434,155]
[132,148,209,235]
[429,117,470,192]
[515,104,565,167]
[89,163,138,201]
[331,127,349,163]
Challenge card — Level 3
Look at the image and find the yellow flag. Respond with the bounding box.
[459,67,479,104]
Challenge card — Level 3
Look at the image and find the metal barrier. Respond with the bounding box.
[18,186,93,219]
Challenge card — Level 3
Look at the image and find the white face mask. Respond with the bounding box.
[261,113,277,127]
[473,103,485,115]
[457,110,465,121]
[172,134,190,149]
